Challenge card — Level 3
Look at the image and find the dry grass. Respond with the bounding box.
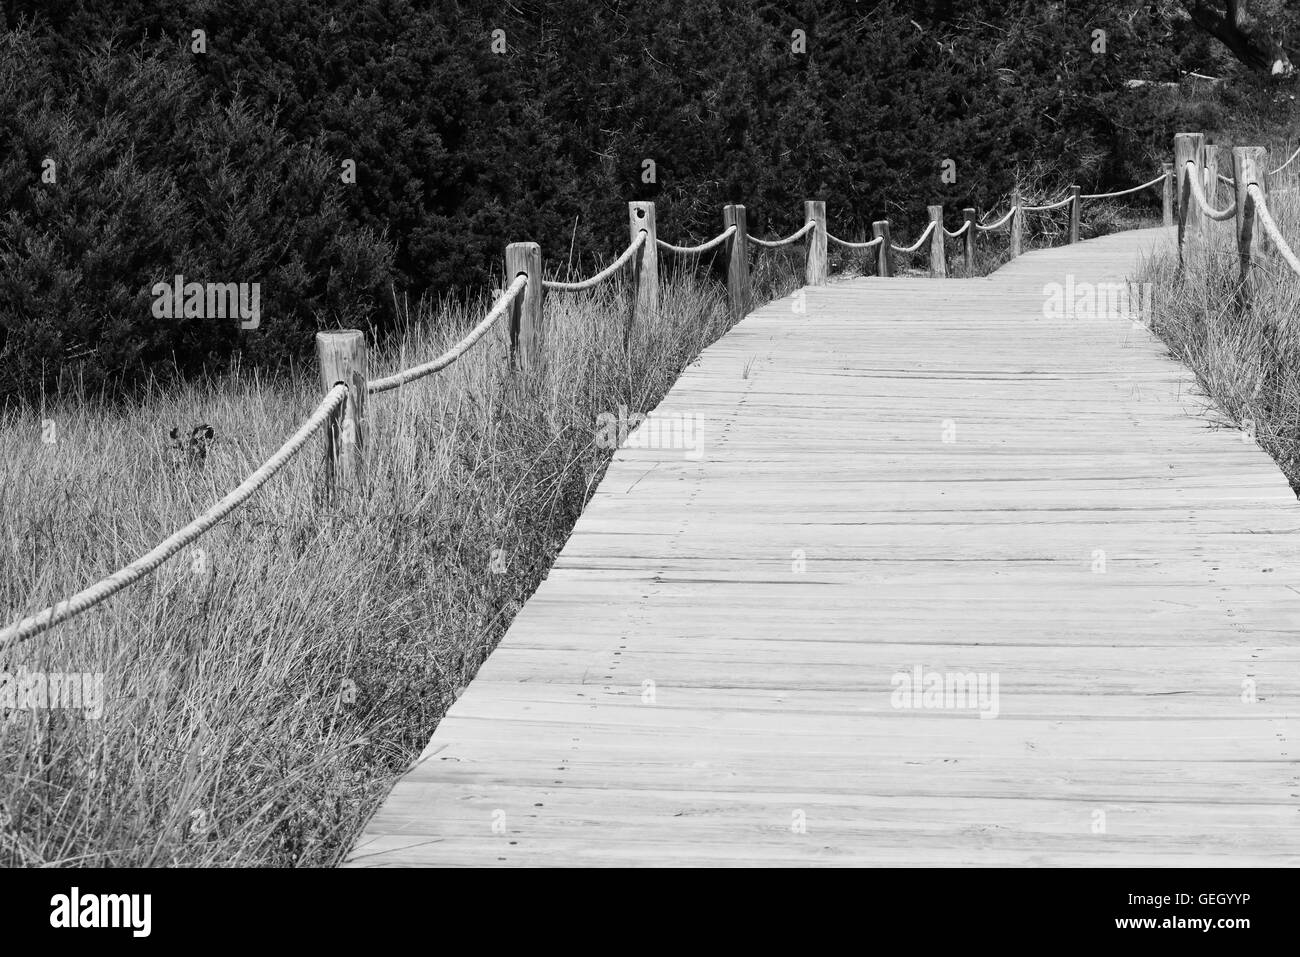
[0,246,802,866]
[1138,174,1300,493]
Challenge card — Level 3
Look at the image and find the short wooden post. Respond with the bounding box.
[1233,147,1266,282]
[927,205,946,278]
[723,204,750,322]
[872,220,893,277]
[505,242,544,370]
[627,201,659,348]
[1175,132,1206,259]
[805,200,827,285]
[1010,189,1023,258]
[1068,185,1082,244]
[316,330,367,496]
[962,208,976,273]
[1161,162,1173,227]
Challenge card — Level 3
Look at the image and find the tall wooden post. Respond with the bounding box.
[1068,185,1082,244]
[1233,147,1266,283]
[805,200,827,285]
[1161,162,1173,228]
[1203,144,1222,206]
[1010,189,1023,258]
[316,330,367,496]
[627,202,659,348]
[723,204,751,322]
[962,208,976,273]
[872,220,893,277]
[505,242,544,370]
[1175,132,1206,259]
[928,205,946,278]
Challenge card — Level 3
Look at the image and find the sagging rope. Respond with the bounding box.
[656,225,736,255]
[369,275,527,395]
[1270,144,1300,177]
[1249,184,1300,278]
[1185,160,1238,221]
[975,207,1016,232]
[543,230,647,292]
[942,220,971,238]
[890,220,938,254]
[826,232,883,250]
[0,384,350,647]
[1020,194,1074,212]
[749,221,816,248]
[1081,172,1168,200]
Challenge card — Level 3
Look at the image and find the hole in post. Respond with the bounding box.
[636,208,646,220]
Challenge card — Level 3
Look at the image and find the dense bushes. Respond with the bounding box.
[0,0,1285,401]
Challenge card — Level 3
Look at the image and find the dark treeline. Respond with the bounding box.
[0,0,1268,400]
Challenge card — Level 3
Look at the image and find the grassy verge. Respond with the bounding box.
[0,246,801,866]
[1138,176,1300,495]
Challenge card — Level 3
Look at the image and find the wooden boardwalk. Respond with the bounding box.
[347,226,1300,866]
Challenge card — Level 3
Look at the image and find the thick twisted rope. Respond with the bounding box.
[543,231,646,292]
[1250,185,1300,278]
[0,385,349,647]
[369,275,526,395]
[975,207,1016,232]
[1020,194,1074,212]
[656,225,736,255]
[826,232,883,250]
[1185,161,1238,221]
[1270,144,1300,176]
[890,220,938,254]
[1081,172,1168,200]
[749,221,816,248]
[942,220,971,238]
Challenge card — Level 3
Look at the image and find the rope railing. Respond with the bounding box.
[542,230,646,292]
[1185,160,1238,221]
[890,220,937,253]
[975,207,1017,232]
[0,384,349,647]
[826,232,883,249]
[749,221,815,248]
[656,225,736,255]
[943,220,971,238]
[1270,144,1300,177]
[1020,194,1074,212]
[1248,184,1300,277]
[1081,172,1168,200]
[369,275,527,394]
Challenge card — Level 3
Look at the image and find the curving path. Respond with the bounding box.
[347,226,1300,866]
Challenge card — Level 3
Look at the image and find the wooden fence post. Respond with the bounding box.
[1196,141,1216,202]
[627,201,658,348]
[928,205,946,278]
[805,200,827,285]
[1233,146,1266,282]
[723,204,750,322]
[1161,162,1173,228]
[872,220,893,277]
[962,208,976,273]
[1010,189,1023,258]
[316,330,367,496]
[1068,185,1082,244]
[1175,132,1206,259]
[505,241,544,370]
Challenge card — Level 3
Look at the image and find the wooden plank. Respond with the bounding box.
[347,225,1300,867]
